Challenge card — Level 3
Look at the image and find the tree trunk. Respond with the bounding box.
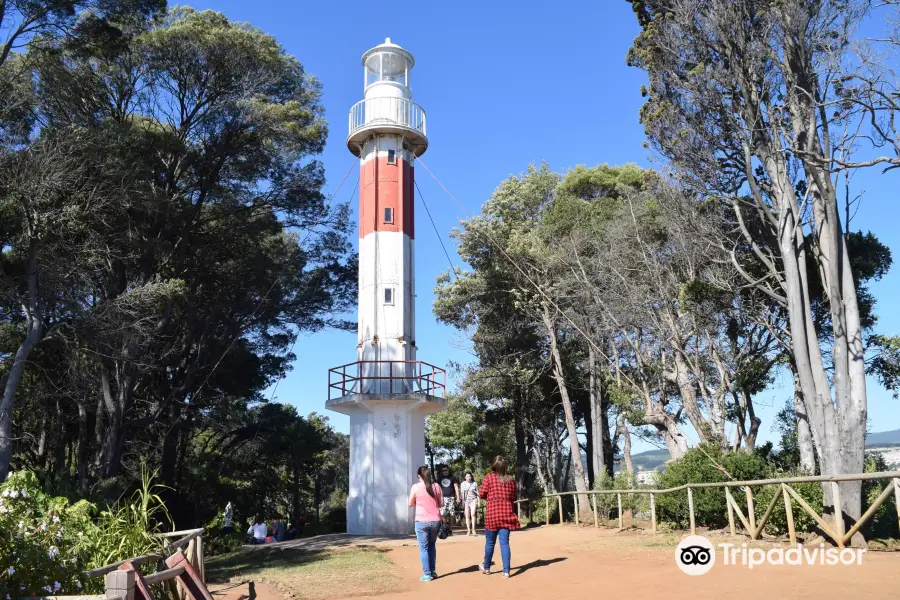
[160,404,181,487]
[99,363,125,478]
[541,304,588,494]
[36,415,48,472]
[769,165,859,544]
[601,402,614,477]
[790,365,817,473]
[513,395,529,498]
[672,350,712,444]
[588,345,605,485]
[615,415,634,475]
[53,398,67,479]
[532,441,556,494]
[740,389,761,453]
[584,409,595,488]
[76,399,90,494]
[0,244,43,480]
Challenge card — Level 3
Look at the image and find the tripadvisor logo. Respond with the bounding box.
[675,535,866,575]
[676,535,716,576]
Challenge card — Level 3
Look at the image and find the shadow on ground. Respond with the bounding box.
[207,548,332,582]
[513,557,566,577]
[437,557,567,579]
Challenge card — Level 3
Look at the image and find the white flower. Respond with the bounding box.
[77,531,83,537]
[51,515,60,523]
[20,488,27,498]
[8,490,18,499]
[75,582,82,590]
[6,593,11,600]
[7,566,14,575]
[47,545,60,559]
[43,586,53,594]
[56,530,63,540]
[0,489,7,497]
[53,582,62,592]
[17,520,24,529]
[40,521,47,531]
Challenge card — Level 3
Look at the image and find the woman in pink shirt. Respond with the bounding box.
[408,465,443,581]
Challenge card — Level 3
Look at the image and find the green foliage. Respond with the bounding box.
[320,506,346,534]
[754,480,823,537]
[79,466,171,570]
[203,513,244,557]
[0,472,91,597]
[2,3,354,514]
[0,467,168,597]
[592,470,649,520]
[655,445,769,529]
[653,446,898,539]
[527,496,558,525]
[426,396,480,465]
[862,453,899,539]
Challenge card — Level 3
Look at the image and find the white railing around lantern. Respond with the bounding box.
[348,97,427,139]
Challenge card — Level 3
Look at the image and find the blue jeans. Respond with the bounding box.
[483,528,511,573]
[414,521,440,576]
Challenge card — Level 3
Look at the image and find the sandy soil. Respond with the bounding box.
[211,525,900,600]
[380,526,900,600]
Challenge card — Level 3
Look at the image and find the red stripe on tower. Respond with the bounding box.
[358,155,414,239]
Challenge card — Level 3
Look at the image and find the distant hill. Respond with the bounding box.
[606,430,900,474]
[867,429,900,447]
[614,448,670,473]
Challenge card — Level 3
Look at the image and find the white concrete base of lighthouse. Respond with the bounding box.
[326,393,447,536]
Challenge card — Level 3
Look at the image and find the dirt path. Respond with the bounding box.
[209,580,283,600]
[379,526,900,600]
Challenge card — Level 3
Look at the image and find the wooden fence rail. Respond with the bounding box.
[515,470,900,548]
[69,528,209,600]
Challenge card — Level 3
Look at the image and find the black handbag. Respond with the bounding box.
[438,522,452,539]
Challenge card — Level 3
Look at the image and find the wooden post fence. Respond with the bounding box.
[687,486,695,535]
[534,470,900,547]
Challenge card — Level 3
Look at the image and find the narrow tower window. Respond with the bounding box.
[383,207,394,223]
[384,288,394,305]
[387,149,396,164]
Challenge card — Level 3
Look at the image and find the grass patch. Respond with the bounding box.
[207,546,403,599]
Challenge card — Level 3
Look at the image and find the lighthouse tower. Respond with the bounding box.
[326,39,446,536]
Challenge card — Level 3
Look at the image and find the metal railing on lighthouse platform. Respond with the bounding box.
[328,360,446,399]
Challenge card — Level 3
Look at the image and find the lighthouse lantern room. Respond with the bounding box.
[327,39,446,536]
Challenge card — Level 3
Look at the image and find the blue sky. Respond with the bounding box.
[190,1,900,453]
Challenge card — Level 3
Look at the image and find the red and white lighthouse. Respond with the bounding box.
[327,39,446,536]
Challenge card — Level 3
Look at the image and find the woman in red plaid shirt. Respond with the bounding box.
[479,455,519,577]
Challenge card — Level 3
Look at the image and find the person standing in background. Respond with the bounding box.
[436,464,461,527]
[223,502,234,534]
[272,517,286,542]
[479,456,520,578]
[460,473,479,535]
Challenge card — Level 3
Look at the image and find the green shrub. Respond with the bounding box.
[590,471,649,522]
[79,467,171,570]
[0,471,92,598]
[753,479,823,536]
[527,494,558,525]
[862,453,899,540]
[655,445,769,530]
[321,506,346,533]
[203,513,244,556]
[0,468,170,598]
